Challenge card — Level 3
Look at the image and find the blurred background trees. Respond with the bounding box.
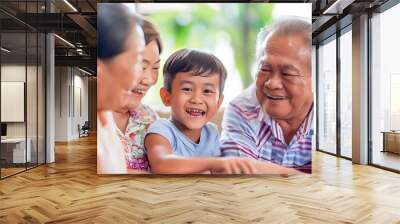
[134,3,309,110]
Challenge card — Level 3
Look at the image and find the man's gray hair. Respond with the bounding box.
[255,16,312,66]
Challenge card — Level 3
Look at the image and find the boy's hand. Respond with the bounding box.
[251,159,301,175]
[210,157,258,174]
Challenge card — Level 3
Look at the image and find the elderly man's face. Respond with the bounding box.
[256,34,313,122]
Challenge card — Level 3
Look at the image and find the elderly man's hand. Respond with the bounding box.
[209,157,300,175]
[210,157,258,174]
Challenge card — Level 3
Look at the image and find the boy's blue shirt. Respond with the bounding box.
[145,118,221,157]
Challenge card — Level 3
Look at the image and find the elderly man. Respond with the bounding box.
[220,17,314,173]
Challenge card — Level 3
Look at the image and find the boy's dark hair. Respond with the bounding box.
[163,49,227,94]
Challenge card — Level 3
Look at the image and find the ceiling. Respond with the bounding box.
[0,0,97,73]
[310,0,390,43]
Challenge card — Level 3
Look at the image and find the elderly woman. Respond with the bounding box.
[112,19,162,173]
[220,17,314,173]
[97,4,144,174]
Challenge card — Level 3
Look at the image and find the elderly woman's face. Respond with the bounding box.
[125,40,161,110]
[97,24,145,111]
[255,34,313,122]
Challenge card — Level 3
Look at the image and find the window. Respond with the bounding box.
[317,36,337,154]
[339,28,352,158]
[0,1,47,179]
[371,3,400,171]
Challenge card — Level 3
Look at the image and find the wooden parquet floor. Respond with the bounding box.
[1,135,400,223]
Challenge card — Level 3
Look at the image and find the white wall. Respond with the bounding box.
[72,73,89,138]
[54,67,89,141]
[54,66,69,141]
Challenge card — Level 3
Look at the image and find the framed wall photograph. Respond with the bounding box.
[97,3,314,175]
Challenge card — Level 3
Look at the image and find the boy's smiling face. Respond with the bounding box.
[161,72,223,132]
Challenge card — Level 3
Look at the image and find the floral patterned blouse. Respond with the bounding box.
[116,104,158,171]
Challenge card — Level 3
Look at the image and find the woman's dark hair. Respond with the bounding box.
[97,4,142,60]
[142,19,163,54]
[163,49,227,94]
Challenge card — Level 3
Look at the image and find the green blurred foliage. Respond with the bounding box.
[148,3,273,87]
[142,3,274,109]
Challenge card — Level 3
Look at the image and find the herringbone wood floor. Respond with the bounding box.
[0,135,400,223]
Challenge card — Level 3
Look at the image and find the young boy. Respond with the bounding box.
[144,49,257,174]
